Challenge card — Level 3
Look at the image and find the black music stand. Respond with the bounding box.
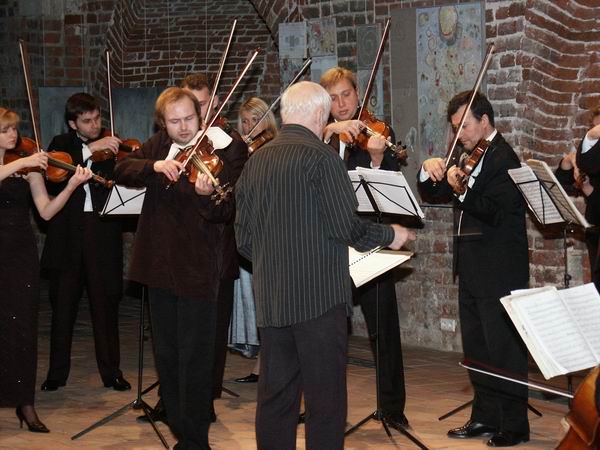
[344,174,428,450]
[71,287,168,448]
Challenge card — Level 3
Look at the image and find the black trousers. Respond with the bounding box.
[256,304,348,450]
[149,288,216,450]
[212,278,235,399]
[585,230,600,293]
[459,281,529,435]
[46,215,122,384]
[357,271,406,416]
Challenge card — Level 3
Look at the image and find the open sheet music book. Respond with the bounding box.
[348,168,424,219]
[348,248,411,288]
[500,283,600,379]
[508,159,590,228]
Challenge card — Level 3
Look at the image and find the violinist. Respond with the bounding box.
[0,107,91,433]
[181,73,249,417]
[418,91,530,447]
[560,104,600,293]
[114,87,238,449]
[230,97,278,384]
[320,66,410,431]
[238,96,278,155]
[40,93,129,393]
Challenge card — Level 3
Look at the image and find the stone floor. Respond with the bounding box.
[0,292,574,449]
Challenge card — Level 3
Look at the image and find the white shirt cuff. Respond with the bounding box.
[418,167,430,182]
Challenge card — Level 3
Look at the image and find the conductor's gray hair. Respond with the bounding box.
[281,81,331,125]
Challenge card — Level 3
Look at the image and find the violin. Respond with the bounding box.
[340,109,408,162]
[556,366,600,449]
[5,137,114,188]
[453,139,490,195]
[89,130,141,163]
[245,129,275,154]
[90,51,141,163]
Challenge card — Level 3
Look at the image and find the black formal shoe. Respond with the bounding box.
[40,379,65,391]
[487,431,530,447]
[137,399,168,425]
[16,406,50,433]
[447,420,496,439]
[298,412,306,424]
[103,376,131,391]
[384,413,410,430]
[234,373,259,383]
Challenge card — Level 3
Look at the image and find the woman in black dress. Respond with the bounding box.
[0,107,91,432]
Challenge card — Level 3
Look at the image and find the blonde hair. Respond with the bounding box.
[0,108,20,130]
[237,97,278,137]
[154,87,201,128]
[281,81,331,126]
[320,67,358,91]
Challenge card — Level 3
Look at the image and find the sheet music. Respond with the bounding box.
[560,283,600,359]
[508,165,563,224]
[101,184,146,215]
[507,288,598,378]
[527,159,590,228]
[348,168,425,218]
[348,248,411,287]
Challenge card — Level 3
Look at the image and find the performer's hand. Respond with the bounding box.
[67,165,93,188]
[447,165,466,194]
[154,159,184,182]
[422,157,446,182]
[88,136,122,155]
[323,120,363,142]
[366,134,387,167]
[20,152,48,170]
[587,123,600,140]
[389,224,416,250]
[560,151,577,170]
[194,173,215,196]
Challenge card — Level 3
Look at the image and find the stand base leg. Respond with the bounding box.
[439,399,543,421]
[345,410,429,449]
[221,386,240,398]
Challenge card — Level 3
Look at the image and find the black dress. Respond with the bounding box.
[0,176,39,407]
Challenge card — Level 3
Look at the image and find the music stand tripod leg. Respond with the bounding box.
[70,287,168,448]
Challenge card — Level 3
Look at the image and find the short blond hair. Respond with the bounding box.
[237,97,278,137]
[0,107,20,130]
[154,87,201,128]
[320,67,358,91]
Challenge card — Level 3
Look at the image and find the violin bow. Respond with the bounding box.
[106,50,116,136]
[444,43,495,168]
[358,18,391,119]
[244,57,312,143]
[18,39,42,152]
[460,361,573,399]
[204,19,237,126]
[173,48,260,182]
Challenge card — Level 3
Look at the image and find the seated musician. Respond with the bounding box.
[320,66,410,431]
[114,87,237,449]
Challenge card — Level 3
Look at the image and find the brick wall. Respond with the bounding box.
[1,0,598,351]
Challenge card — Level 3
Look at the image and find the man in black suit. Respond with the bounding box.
[418,91,529,447]
[41,93,129,391]
[320,67,409,430]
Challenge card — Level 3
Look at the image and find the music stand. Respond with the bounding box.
[344,169,428,450]
[72,185,168,448]
[509,159,591,404]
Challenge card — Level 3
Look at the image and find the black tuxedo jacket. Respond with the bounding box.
[41,129,122,271]
[576,138,600,225]
[418,133,529,298]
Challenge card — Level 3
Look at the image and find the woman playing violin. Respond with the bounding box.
[238,97,278,154]
[0,107,91,433]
